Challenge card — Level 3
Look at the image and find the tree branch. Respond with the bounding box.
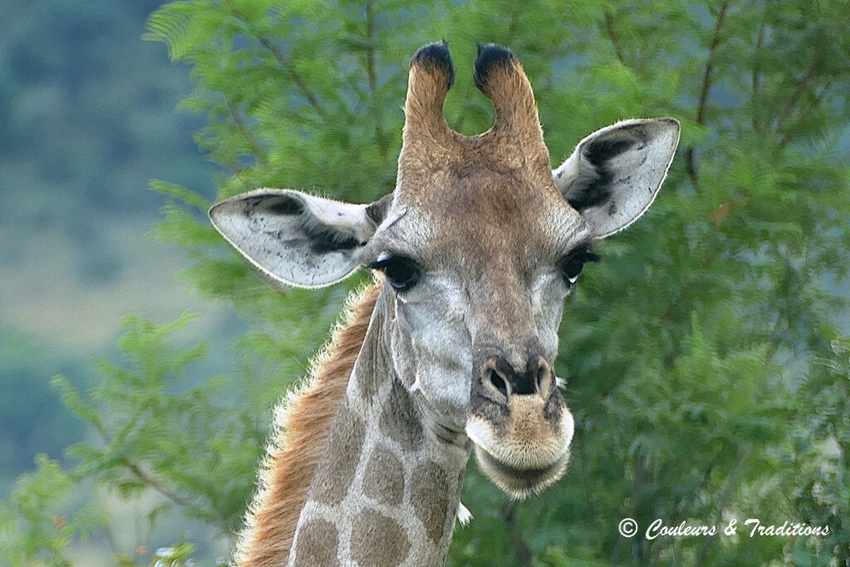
[752,5,768,132]
[775,56,821,134]
[604,11,627,66]
[686,1,730,193]
[226,98,269,169]
[256,35,331,123]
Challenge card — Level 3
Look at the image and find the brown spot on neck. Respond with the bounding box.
[351,510,411,567]
[310,402,366,506]
[410,461,453,544]
[362,444,405,506]
[292,518,340,566]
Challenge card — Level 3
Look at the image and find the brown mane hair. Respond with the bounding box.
[233,281,381,567]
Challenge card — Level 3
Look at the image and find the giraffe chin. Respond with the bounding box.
[465,405,574,500]
[472,443,571,499]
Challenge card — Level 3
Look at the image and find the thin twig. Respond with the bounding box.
[90,413,198,513]
[684,147,701,193]
[256,36,331,122]
[775,57,821,134]
[223,1,330,122]
[604,11,627,66]
[364,1,387,158]
[502,500,533,566]
[778,77,830,149]
[507,6,520,45]
[226,98,269,168]
[631,454,647,563]
[695,446,753,567]
[696,2,729,125]
[752,4,768,131]
[103,524,122,562]
[686,1,730,193]
[578,433,598,528]
[120,458,197,510]
[366,2,377,95]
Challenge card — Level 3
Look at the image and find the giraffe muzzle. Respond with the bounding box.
[466,353,575,499]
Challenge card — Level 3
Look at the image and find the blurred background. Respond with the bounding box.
[0,0,225,482]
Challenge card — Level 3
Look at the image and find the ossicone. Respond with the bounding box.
[403,41,455,145]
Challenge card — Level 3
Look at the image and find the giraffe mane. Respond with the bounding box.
[233,281,381,567]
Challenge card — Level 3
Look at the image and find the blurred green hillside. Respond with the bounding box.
[0,0,229,487]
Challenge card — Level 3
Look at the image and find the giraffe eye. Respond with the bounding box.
[560,246,601,286]
[368,253,422,292]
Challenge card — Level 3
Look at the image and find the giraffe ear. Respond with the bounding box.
[210,189,388,288]
[553,118,679,238]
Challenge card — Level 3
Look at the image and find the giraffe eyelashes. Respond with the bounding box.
[369,253,423,292]
[559,246,601,286]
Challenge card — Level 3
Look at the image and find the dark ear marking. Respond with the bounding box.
[411,41,455,88]
[566,180,612,211]
[250,194,304,216]
[306,227,362,254]
[583,138,637,167]
[473,43,515,92]
[566,139,637,211]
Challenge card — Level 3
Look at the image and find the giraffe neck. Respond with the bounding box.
[287,286,473,567]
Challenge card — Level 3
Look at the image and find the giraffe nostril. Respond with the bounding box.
[481,359,513,400]
[490,370,509,399]
[535,358,554,394]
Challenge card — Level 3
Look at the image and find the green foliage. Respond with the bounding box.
[0,456,74,566]
[788,336,850,566]
[3,315,259,566]
[4,0,849,565]
[55,313,260,530]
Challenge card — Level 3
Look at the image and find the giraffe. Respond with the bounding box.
[210,42,679,567]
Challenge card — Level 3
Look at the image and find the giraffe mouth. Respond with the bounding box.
[472,443,570,499]
[465,397,574,499]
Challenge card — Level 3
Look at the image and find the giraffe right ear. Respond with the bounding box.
[553,118,679,238]
[210,189,391,288]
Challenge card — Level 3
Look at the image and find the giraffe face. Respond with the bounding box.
[209,43,679,499]
[364,189,585,498]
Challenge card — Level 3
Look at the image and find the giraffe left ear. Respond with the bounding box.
[210,189,387,288]
[553,118,679,238]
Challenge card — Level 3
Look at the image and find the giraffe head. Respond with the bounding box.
[210,43,679,499]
